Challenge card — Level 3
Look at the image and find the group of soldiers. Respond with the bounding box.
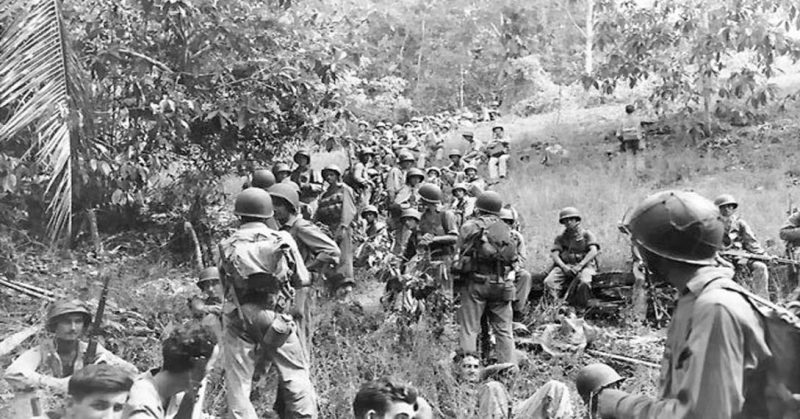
[4,113,800,419]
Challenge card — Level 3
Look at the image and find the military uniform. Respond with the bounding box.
[314,181,357,290]
[510,229,532,317]
[450,195,476,227]
[456,214,517,363]
[404,207,458,292]
[543,227,599,307]
[217,222,317,419]
[485,138,510,179]
[721,215,769,297]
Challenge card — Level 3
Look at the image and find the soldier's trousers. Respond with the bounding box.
[222,312,317,419]
[488,154,510,179]
[513,269,532,315]
[458,279,515,363]
[544,266,596,307]
[745,260,769,299]
[477,380,574,419]
[335,226,354,288]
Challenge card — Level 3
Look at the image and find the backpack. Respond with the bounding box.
[218,229,293,293]
[710,282,800,419]
[473,216,518,265]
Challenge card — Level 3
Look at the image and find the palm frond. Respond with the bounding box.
[0,0,87,241]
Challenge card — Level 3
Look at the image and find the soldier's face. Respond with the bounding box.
[492,129,503,138]
[719,204,737,217]
[201,280,223,300]
[324,172,338,184]
[67,391,129,419]
[274,203,292,224]
[561,218,580,230]
[276,171,290,182]
[453,189,464,199]
[465,170,477,179]
[450,156,460,164]
[408,177,422,187]
[364,213,376,223]
[459,355,481,383]
[404,219,418,230]
[54,314,86,341]
[296,156,309,167]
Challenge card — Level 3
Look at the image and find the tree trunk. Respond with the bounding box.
[585,0,594,74]
[87,208,102,254]
[183,221,204,271]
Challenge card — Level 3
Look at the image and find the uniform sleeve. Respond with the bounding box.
[583,231,600,250]
[550,235,564,253]
[442,211,459,236]
[93,344,138,375]
[737,220,765,254]
[340,186,357,226]
[602,302,747,419]
[3,347,69,392]
[296,223,341,265]
[457,222,481,252]
[353,163,368,186]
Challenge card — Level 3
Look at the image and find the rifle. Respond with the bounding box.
[719,249,800,266]
[83,272,113,365]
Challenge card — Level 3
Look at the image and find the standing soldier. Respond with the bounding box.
[714,194,771,298]
[499,208,532,321]
[4,299,137,418]
[486,125,510,180]
[394,168,425,209]
[385,150,416,205]
[249,168,276,190]
[269,183,340,357]
[217,187,317,419]
[456,191,518,363]
[315,164,357,295]
[543,207,600,310]
[464,164,486,197]
[616,104,645,172]
[450,183,476,227]
[577,190,774,419]
[352,147,376,208]
[272,163,300,190]
[290,150,324,219]
[404,184,459,292]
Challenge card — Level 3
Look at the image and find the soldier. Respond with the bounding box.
[250,168,276,190]
[543,207,600,309]
[352,147,376,208]
[61,364,133,419]
[577,190,774,418]
[272,162,300,190]
[394,168,425,208]
[385,150,416,204]
[404,183,459,292]
[456,191,517,363]
[315,164,357,295]
[450,182,476,227]
[442,149,467,186]
[217,187,317,419]
[462,130,484,163]
[616,104,645,172]
[123,322,217,419]
[499,209,532,321]
[425,166,442,189]
[714,194,771,298]
[463,164,486,197]
[355,205,389,269]
[486,125,510,179]
[367,168,385,206]
[5,299,137,418]
[188,267,224,337]
[290,150,324,218]
[352,379,432,419]
[269,183,340,355]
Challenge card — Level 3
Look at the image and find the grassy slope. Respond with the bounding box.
[2,95,800,417]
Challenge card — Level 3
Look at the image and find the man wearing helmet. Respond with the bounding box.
[577,190,771,419]
[543,207,600,309]
[441,149,467,186]
[290,150,324,218]
[188,267,224,337]
[269,183,340,356]
[352,148,377,207]
[249,168,276,190]
[394,168,425,208]
[4,299,136,417]
[315,164,357,295]
[385,150,416,204]
[217,187,317,419]
[463,164,486,197]
[355,205,389,269]
[714,194,771,298]
[449,183,476,227]
[455,191,518,364]
[499,208,532,320]
[486,125,510,180]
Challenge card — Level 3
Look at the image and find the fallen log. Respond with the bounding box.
[586,348,660,369]
[0,278,55,302]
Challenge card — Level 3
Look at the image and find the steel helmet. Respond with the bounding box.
[268,183,301,211]
[360,147,376,157]
[713,194,738,209]
[419,183,443,204]
[558,207,582,223]
[426,167,440,175]
[492,125,504,132]
[398,150,416,163]
[452,183,469,193]
[367,168,380,177]
[400,208,422,221]
[464,164,478,174]
[251,169,276,189]
[358,120,368,127]
[46,299,92,332]
[448,148,463,158]
[293,150,311,164]
[234,187,274,219]
[392,124,403,131]
[197,267,220,284]
[462,130,474,137]
[361,205,379,216]
[321,164,343,178]
[575,363,623,404]
[624,190,724,266]
[272,162,292,176]
[406,168,425,183]
[499,208,515,222]
[475,191,503,215]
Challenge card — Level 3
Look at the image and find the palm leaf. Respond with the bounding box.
[0,0,88,241]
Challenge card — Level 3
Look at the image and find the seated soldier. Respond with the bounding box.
[123,321,217,419]
[780,210,800,255]
[463,164,486,197]
[715,194,771,298]
[352,379,432,419]
[188,267,223,337]
[58,364,133,419]
[543,207,600,309]
[4,299,137,418]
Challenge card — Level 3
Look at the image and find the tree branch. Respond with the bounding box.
[118,48,174,73]
[562,1,587,39]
